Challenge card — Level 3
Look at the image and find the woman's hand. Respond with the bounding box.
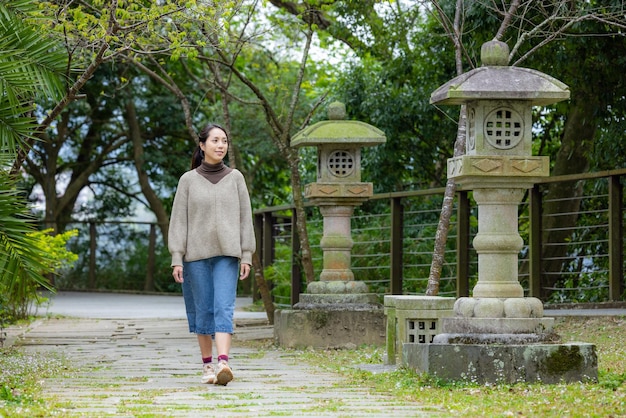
[239,263,251,280]
[172,265,184,283]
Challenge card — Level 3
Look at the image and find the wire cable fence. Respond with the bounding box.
[55,169,625,307]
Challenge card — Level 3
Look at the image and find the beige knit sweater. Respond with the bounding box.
[168,169,256,267]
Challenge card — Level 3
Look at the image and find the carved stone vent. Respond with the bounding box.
[484,108,523,149]
[407,319,439,344]
[327,150,355,177]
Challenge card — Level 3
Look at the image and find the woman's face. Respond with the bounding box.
[200,128,229,164]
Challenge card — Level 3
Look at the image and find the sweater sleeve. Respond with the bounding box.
[168,174,189,267]
[236,171,256,265]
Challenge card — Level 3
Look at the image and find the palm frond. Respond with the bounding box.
[0,100,40,153]
[0,13,67,103]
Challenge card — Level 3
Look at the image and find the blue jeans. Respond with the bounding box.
[182,256,239,335]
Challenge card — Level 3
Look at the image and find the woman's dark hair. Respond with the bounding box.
[190,123,229,169]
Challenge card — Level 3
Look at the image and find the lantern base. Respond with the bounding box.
[274,303,384,349]
[403,341,597,384]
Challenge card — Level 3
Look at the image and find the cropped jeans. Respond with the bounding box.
[182,256,239,336]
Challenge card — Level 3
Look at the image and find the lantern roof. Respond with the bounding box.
[430,40,570,106]
[291,102,386,148]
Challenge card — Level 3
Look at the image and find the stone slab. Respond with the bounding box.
[383,295,456,310]
[296,292,379,307]
[403,341,598,384]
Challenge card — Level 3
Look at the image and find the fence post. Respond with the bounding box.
[89,222,96,289]
[291,210,302,306]
[144,223,156,292]
[529,185,542,298]
[456,191,470,297]
[608,174,624,301]
[390,196,403,295]
[262,212,274,268]
[253,214,263,301]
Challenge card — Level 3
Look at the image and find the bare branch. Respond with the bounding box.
[125,54,197,142]
[283,26,314,144]
[494,0,521,42]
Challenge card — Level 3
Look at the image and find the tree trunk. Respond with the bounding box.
[126,101,171,244]
[286,149,316,285]
[426,106,466,295]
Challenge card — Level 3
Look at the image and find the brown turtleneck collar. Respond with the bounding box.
[196,161,233,184]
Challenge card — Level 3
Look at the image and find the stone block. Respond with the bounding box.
[274,307,385,349]
[296,293,379,307]
[403,342,598,384]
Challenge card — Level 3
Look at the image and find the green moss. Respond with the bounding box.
[542,345,583,375]
[310,310,329,329]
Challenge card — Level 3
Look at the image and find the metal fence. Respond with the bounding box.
[254,168,625,307]
[59,168,625,307]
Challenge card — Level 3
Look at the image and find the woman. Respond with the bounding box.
[168,123,256,386]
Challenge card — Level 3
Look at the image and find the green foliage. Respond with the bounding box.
[549,271,609,304]
[32,229,79,272]
[0,222,78,321]
[59,222,173,292]
[334,52,457,192]
[0,168,75,321]
[592,99,626,171]
[0,2,72,324]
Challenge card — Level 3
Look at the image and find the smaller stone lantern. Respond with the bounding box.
[274,102,387,349]
[290,101,386,303]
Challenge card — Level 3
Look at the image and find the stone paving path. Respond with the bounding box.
[15,316,442,417]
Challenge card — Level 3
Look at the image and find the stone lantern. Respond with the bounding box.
[290,101,386,302]
[432,40,569,308]
[402,40,597,383]
[274,102,388,348]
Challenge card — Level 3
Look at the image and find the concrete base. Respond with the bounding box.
[403,341,598,384]
[274,306,385,349]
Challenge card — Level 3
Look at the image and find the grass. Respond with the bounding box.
[0,316,624,417]
[0,348,71,416]
[297,316,626,417]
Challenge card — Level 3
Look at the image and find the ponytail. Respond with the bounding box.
[190,145,203,170]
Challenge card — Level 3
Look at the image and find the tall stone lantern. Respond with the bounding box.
[274,102,388,348]
[431,40,569,314]
[402,40,598,384]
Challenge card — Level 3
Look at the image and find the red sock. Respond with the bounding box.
[202,356,212,364]
[218,355,228,363]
